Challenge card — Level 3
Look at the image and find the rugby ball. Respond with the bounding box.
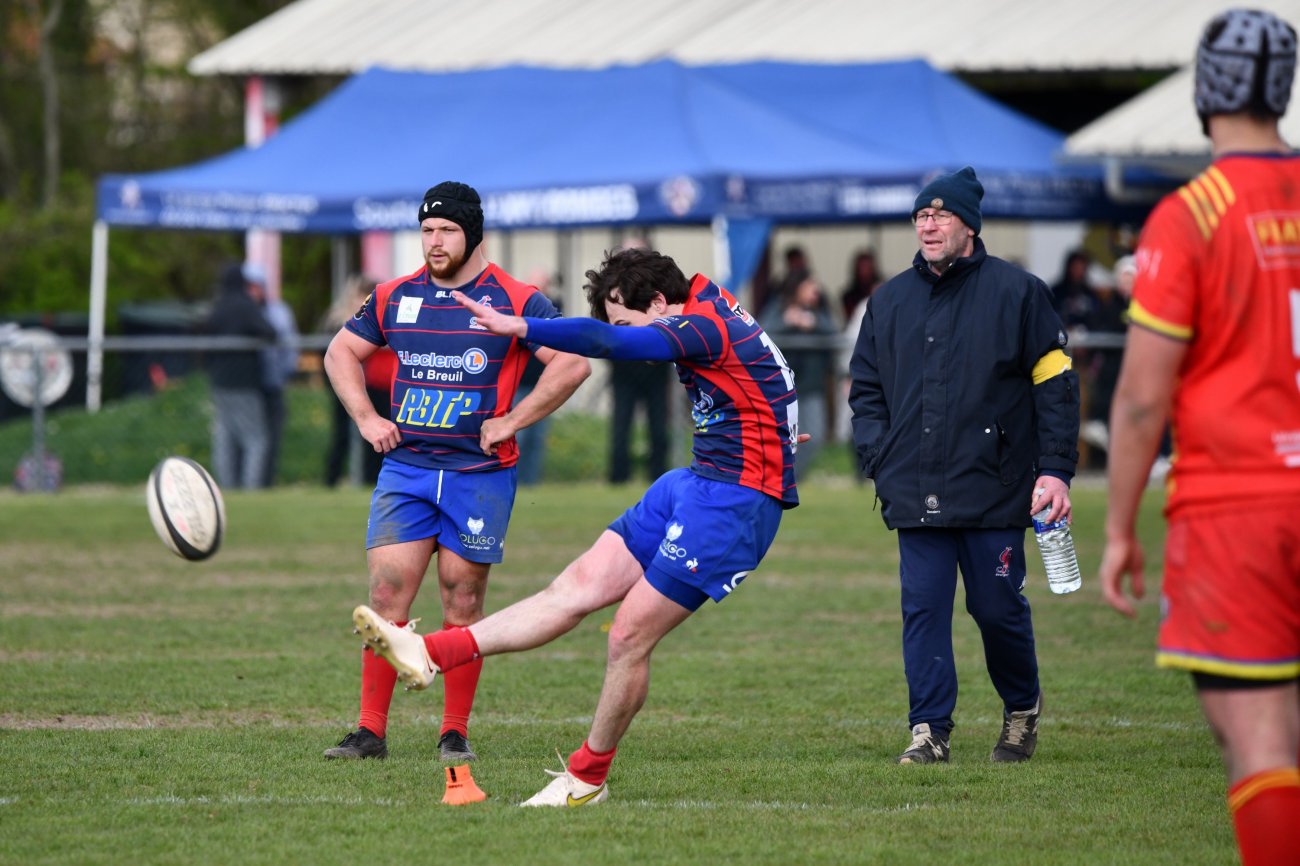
[146,457,226,561]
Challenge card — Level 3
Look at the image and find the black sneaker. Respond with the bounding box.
[992,692,1042,762]
[438,730,477,762]
[897,722,950,764]
[323,727,388,760]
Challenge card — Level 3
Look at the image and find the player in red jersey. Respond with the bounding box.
[321,181,589,763]
[1100,11,1300,864]
[352,247,802,806]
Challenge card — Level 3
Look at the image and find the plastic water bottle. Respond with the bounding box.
[1032,507,1081,594]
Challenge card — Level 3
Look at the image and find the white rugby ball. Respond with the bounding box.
[146,457,226,561]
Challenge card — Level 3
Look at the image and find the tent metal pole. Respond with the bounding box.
[87,219,108,413]
[711,215,730,286]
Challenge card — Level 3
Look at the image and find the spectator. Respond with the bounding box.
[515,268,563,486]
[244,263,299,487]
[1049,248,1096,329]
[608,360,672,484]
[204,261,276,490]
[322,276,390,488]
[760,272,837,472]
[754,244,811,320]
[839,249,882,324]
[1078,259,1132,459]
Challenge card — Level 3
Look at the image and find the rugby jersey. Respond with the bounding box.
[345,263,560,471]
[528,275,799,506]
[1130,153,1300,512]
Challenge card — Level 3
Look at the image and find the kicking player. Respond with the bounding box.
[353,246,801,806]
[1100,9,1300,864]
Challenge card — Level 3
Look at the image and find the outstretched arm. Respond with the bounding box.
[452,290,676,361]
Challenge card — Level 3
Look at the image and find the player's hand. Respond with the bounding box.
[796,433,812,444]
[479,416,515,456]
[358,415,400,453]
[1030,476,1070,523]
[1099,534,1146,619]
[451,291,528,338]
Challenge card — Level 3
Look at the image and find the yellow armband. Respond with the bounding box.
[1031,349,1072,385]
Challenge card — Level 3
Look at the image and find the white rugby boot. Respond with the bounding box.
[520,756,609,808]
[351,605,438,691]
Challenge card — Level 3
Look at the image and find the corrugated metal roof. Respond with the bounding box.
[189,0,1300,76]
[1065,65,1300,170]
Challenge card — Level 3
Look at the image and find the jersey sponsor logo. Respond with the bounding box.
[468,292,494,330]
[396,295,422,323]
[1249,212,1300,268]
[727,300,755,326]
[353,293,373,320]
[397,347,489,383]
[393,388,481,428]
[690,390,725,432]
[459,515,497,551]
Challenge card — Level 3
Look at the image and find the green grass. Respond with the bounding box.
[0,481,1229,865]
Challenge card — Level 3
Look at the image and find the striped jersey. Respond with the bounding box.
[1130,153,1300,511]
[652,275,799,507]
[345,263,560,472]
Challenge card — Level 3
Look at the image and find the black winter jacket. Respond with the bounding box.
[204,265,276,390]
[848,239,1079,529]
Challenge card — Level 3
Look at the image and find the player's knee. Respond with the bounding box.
[605,618,654,663]
[440,586,486,622]
[367,568,416,613]
[551,561,615,614]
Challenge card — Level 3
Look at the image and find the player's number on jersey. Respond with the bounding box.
[758,330,801,450]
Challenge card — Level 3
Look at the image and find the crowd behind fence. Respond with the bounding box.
[0,331,1128,491]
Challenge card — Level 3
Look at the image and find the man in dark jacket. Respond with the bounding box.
[205,261,277,489]
[848,166,1079,765]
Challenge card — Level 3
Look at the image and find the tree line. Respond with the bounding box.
[0,0,337,333]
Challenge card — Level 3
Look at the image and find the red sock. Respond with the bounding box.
[439,621,482,736]
[423,624,480,672]
[567,740,617,786]
[356,619,405,738]
[1228,767,1300,866]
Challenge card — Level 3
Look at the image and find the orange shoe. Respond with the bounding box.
[441,764,487,805]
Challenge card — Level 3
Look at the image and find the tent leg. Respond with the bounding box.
[87,219,108,413]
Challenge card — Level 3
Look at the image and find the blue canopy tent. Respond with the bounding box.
[89,58,1134,406]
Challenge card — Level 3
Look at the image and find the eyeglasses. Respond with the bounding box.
[912,210,955,226]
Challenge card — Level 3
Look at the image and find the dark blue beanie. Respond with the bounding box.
[912,166,983,234]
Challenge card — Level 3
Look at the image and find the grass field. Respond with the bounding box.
[0,480,1230,865]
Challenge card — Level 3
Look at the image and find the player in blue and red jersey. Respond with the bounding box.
[321,181,589,764]
[352,246,802,806]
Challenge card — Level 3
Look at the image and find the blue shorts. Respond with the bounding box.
[366,459,516,564]
[609,468,784,611]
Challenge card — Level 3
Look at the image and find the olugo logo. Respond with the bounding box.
[459,516,497,552]
[658,521,689,562]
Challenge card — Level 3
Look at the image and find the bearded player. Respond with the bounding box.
[322,181,589,763]
[353,246,801,806]
[1100,10,1300,864]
